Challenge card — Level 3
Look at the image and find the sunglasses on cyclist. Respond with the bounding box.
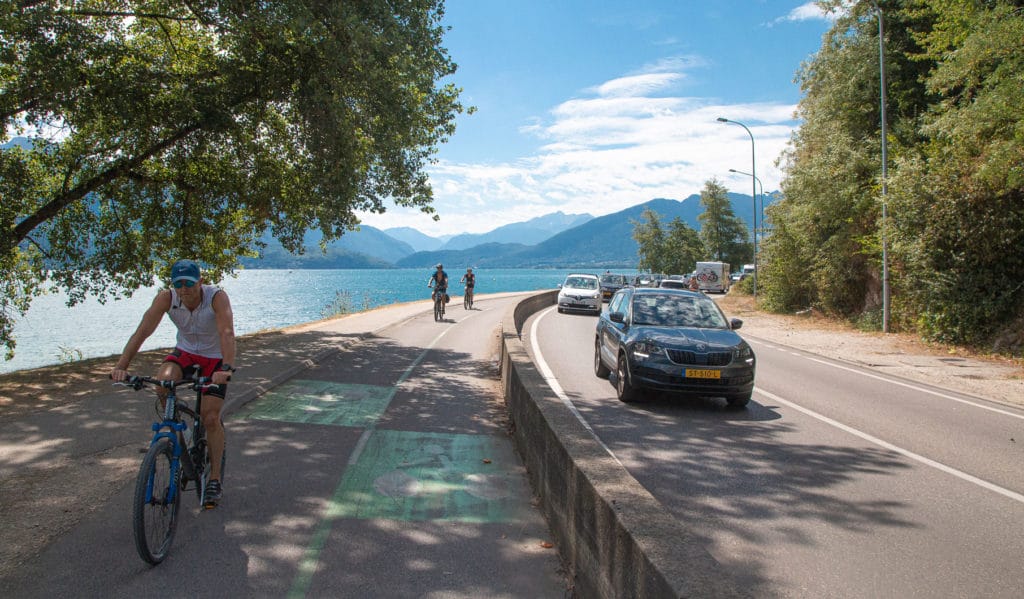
[172,280,197,289]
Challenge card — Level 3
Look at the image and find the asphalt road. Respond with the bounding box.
[1,294,566,598]
[526,305,1024,598]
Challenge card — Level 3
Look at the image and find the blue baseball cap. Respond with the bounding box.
[170,259,201,284]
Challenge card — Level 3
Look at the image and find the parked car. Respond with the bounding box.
[599,273,629,302]
[594,287,755,406]
[557,273,602,314]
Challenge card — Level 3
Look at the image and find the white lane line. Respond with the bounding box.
[529,306,624,467]
[757,388,1024,505]
[348,308,485,466]
[748,339,1024,421]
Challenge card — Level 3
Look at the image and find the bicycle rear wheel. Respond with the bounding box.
[132,437,181,564]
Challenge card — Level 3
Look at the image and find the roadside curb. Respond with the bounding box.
[499,290,748,598]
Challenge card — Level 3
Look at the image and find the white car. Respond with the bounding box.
[557,273,602,314]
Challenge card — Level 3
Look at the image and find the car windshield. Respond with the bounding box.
[565,276,598,290]
[600,274,625,285]
[631,293,728,328]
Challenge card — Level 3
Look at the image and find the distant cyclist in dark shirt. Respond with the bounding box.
[460,267,476,307]
[428,263,449,302]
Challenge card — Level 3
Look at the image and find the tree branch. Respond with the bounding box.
[58,10,198,23]
[9,122,203,252]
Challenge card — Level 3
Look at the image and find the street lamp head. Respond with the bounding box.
[728,168,738,173]
[717,117,729,123]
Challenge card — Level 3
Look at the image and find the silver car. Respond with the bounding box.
[557,273,602,314]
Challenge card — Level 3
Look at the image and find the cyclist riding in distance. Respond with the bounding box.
[428,263,449,301]
[460,268,475,292]
[110,259,236,507]
[460,267,475,305]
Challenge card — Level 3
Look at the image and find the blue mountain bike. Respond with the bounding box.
[115,375,225,564]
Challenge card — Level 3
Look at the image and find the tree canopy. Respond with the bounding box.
[762,0,1023,351]
[632,209,707,276]
[0,0,470,359]
[697,178,751,267]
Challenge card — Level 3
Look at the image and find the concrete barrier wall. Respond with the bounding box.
[500,291,746,598]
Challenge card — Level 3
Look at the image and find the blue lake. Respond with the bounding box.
[3,268,595,374]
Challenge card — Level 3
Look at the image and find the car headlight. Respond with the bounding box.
[632,341,661,358]
[733,345,755,364]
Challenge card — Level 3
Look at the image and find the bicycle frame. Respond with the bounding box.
[142,379,205,505]
[432,286,447,321]
[120,374,221,564]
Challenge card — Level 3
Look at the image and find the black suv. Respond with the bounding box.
[598,273,629,302]
[594,287,756,406]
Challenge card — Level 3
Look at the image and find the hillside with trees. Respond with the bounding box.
[762,0,1023,353]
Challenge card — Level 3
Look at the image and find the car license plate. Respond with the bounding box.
[685,369,721,379]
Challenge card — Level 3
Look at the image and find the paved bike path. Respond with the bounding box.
[0,292,568,598]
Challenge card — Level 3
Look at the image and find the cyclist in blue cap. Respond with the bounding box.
[111,259,236,507]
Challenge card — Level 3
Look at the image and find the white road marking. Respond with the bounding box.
[757,388,1024,505]
[529,306,624,467]
[348,306,487,466]
[747,338,1024,420]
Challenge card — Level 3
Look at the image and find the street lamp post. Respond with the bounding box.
[729,168,763,242]
[718,117,757,298]
[875,4,890,333]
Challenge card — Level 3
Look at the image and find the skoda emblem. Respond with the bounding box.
[696,342,707,351]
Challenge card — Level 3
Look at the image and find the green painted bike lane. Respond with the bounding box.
[230,307,563,597]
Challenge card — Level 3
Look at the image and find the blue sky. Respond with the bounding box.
[358,1,837,237]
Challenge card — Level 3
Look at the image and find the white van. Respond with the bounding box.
[694,261,731,293]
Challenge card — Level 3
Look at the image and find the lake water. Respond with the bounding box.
[2,268,587,374]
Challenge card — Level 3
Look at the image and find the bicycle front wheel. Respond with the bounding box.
[434,299,442,321]
[132,437,181,565]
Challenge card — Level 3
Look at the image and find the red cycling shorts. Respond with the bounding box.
[164,348,227,399]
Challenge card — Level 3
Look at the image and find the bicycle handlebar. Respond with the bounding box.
[112,375,224,392]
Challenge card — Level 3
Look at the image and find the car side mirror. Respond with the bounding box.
[730,318,743,330]
[610,312,625,323]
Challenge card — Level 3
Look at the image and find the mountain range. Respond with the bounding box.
[241,194,760,269]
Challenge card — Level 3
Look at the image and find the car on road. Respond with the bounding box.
[594,287,755,406]
[599,273,629,302]
[632,273,666,288]
[557,273,602,314]
[658,278,687,289]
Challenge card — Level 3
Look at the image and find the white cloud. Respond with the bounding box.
[591,73,684,99]
[768,2,846,27]
[359,58,798,237]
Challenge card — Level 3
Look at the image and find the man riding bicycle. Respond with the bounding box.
[460,267,475,306]
[428,263,449,302]
[110,259,236,507]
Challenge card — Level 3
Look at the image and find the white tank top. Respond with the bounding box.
[167,285,223,357]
